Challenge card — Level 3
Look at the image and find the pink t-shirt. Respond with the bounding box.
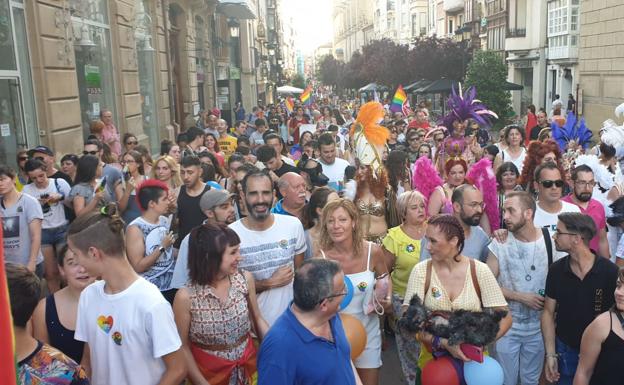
[561,195,606,254]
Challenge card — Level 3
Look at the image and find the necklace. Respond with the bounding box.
[511,233,538,281]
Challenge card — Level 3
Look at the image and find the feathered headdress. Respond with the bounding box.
[440,84,498,135]
[350,102,389,175]
[412,156,443,205]
[600,120,624,159]
[466,158,500,230]
[551,112,592,152]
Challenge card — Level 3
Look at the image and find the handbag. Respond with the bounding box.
[365,271,391,316]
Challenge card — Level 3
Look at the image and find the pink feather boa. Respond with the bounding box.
[412,157,443,205]
[466,158,500,230]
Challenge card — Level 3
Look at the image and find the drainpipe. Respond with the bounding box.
[162,0,176,129]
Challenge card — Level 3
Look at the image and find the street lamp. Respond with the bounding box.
[228,19,239,38]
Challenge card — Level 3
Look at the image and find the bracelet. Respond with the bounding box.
[545,353,559,359]
[432,336,442,351]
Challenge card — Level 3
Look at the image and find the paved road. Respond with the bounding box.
[380,334,408,384]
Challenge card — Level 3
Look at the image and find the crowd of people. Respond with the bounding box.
[3,91,624,385]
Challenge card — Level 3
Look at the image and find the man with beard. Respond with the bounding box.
[541,213,617,385]
[170,188,238,289]
[486,192,549,385]
[229,170,306,326]
[561,165,610,259]
[421,184,490,261]
[532,162,580,261]
[175,156,210,248]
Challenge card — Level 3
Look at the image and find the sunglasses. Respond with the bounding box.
[540,179,564,188]
[18,156,28,161]
[83,150,98,155]
[126,141,138,145]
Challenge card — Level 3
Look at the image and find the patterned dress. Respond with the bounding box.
[18,341,89,385]
[188,273,252,385]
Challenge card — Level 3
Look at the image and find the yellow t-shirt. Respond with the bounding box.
[403,259,507,368]
[218,135,238,159]
[382,226,422,298]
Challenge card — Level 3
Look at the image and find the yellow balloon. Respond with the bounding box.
[339,313,368,359]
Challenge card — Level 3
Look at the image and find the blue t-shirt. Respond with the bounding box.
[258,305,356,385]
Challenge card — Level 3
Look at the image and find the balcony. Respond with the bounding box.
[547,46,578,60]
[507,28,526,37]
[444,0,464,13]
[217,0,256,19]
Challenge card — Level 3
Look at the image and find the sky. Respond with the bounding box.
[281,0,333,54]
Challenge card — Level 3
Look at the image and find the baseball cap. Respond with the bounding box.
[27,145,54,157]
[200,189,232,211]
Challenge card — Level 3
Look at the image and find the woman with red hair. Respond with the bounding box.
[427,158,468,216]
[519,139,565,193]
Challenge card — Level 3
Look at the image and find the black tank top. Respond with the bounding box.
[590,311,624,385]
[45,294,84,363]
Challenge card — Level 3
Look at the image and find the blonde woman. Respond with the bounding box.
[382,190,427,384]
[151,155,182,214]
[318,198,391,385]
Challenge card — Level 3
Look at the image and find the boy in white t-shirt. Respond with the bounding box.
[67,203,186,385]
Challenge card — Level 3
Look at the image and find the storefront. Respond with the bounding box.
[0,0,38,167]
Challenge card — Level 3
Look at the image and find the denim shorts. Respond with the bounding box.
[41,224,68,247]
[556,337,579,385]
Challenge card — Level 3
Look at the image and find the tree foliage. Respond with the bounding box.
[315,36,472,92]
[464,50,513,128]
[291,73,307,90]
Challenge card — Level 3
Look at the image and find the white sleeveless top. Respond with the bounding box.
[502,147,526,174]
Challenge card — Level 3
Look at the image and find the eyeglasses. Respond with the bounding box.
[18,156,28,161]
[539,179,565,188]
[555,229,579,237]
[319,290,348,304]
[121,159,136,164]
[574,180,596,188]
[33,156,44,162]
[126,141,138,145]
[83,150,98,155]
[464,202,485,210]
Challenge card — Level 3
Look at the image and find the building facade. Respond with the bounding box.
[332,0,374,61]
[0,0,264,168]
[505,0,547,115]
[578,0,624,132]
[545,0,580,115]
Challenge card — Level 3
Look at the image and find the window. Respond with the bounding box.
[448,19,454,35]
[70,0,116,137]
[411,14,418,36]
[136,0,160,155]
[548,0,569,36]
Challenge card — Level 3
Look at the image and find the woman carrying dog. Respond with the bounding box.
[402,214,512,377]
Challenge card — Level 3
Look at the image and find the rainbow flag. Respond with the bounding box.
[390,85,408,113]
[0,225,18,385]
[300,86,312,106]
[285,97,294,114]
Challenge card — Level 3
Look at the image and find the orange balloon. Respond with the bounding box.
[339,313,367,359]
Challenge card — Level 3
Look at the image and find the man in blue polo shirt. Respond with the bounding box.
[258,259,360,385]
[271,172,306,221]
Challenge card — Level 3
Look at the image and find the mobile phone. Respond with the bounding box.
[460,343,483,363]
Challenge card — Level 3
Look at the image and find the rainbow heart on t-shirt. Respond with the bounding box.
[97,315,113,334]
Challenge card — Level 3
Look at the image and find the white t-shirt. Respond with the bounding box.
[534,201,581,261]
[170,232,191,289]
[488,233,548,336]
[75,278,181,385]
[229,214,306,326]
[318,157,350,190]
[22,178,71,229]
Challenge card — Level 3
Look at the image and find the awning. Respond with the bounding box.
[217,0,256,19]
[415,79,459,94]
[504,81,524,90]
[276,85,304,94]
[358,83,389,92]
[404,79,432,92]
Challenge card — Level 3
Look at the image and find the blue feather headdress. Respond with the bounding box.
[440,84,499,135]
[551,112,592,152]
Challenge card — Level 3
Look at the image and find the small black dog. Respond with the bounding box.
[398,294,507,346]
